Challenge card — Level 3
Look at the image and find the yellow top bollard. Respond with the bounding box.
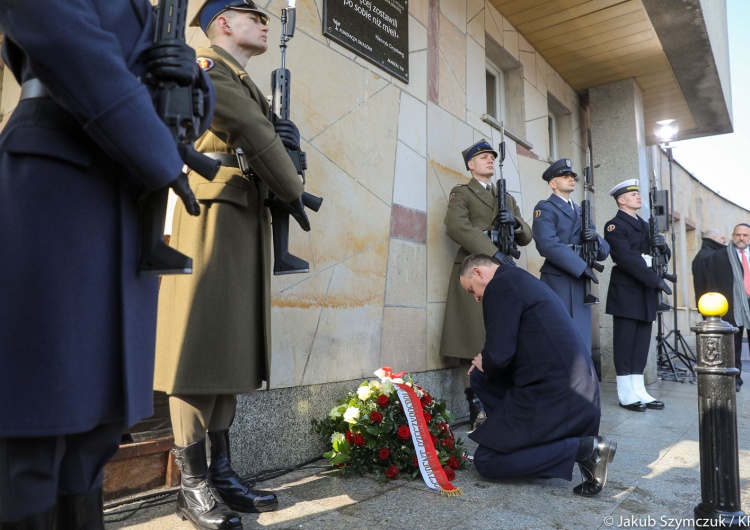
[697,292,729,317]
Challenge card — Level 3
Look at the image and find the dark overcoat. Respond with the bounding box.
[154,46,303,394]
[706,245,743,327]
[440,178,532,359]
[604,210,668,323]
[532,193,609,353]
[692,238,725,306]
[468,266,601,454]
[0,1,192,436]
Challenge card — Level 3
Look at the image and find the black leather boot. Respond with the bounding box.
[56,489,104,530]
[464,388,486,432]
[208,430,278,513]
[0,505,55,530]
[573,436,617,497]
[173,440,242,529]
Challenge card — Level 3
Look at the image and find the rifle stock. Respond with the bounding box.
[140,0,220,276]
[649,185,674,312]
[265,4,323,275]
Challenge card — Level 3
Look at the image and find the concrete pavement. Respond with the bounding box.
[104,368,750,529]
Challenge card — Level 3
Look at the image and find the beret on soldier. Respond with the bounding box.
[609,179,639,198]
[542,158,577,182]
[190,0,269,34]
[461,140,497,171]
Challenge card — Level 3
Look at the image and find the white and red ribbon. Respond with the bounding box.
[376,367,463,496]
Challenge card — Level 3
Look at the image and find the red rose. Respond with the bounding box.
[423,412,432,423]
[443,466,456,481]
[397,425,411,440]
[351,433,365,446]
[344,430,353,442]
[377,394,389,408]
[385,465,399,479]
[442,438,454,450]
[370,411,384,423]
[438,422,449,433]
[447,456,460,469]
[379,448,390,460]
[420,394,433,407]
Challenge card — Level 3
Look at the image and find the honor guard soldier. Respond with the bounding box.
[459,254,615,497]
[0,2,212,528]
[532,158,609,355]
[604,179,671,411]
[439,139,532,431]
[153,1,311,528]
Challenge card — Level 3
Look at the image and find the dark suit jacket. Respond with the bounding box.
[468,266,600,454]
[692,239,725,306]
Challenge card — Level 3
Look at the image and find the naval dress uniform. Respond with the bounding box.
[0,1,213,523]
[468,265,601,480]
[533,191,609,354]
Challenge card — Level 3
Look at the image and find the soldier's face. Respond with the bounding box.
[231,12,269,55]
[551,173,576,193]
[618,191,641,210]
[732,225,750,250]
[468,153,495,178]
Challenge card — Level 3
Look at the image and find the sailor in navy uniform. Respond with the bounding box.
[532,158,609,355]
[603,179,671,412]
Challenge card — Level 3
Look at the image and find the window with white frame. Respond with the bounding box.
[485,60,505,123]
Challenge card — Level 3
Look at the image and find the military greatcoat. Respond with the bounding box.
[0,1,200,436]
[532,193,609,354]
[154,45,303,395]
[440,178,532,360]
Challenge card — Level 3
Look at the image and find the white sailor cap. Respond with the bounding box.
[609,179,639,199]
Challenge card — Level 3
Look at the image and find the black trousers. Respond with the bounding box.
[470,369,579,481]
[0,422,122,521]
[613,316,653,375]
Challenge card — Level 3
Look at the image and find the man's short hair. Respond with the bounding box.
[733,223,750,233]
[459,253,500,278]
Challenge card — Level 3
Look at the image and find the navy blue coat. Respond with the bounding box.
[0,1,202,436]
[468,266,601,454]
[532,194,609,353]
[604,210,668,322]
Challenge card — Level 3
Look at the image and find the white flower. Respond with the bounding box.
[357,385,373,401]
[343,406,360,424]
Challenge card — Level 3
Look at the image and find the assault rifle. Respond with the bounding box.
[648,180,675,312]
[489,125,520,260]
[578,150,604,305]
[265,0,323,275]
[140,0,219,275]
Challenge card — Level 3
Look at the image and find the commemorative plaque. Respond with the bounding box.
[323,0,409,83]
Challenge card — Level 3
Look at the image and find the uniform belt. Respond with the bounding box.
[20,79,50,100]
[204,152,239,168]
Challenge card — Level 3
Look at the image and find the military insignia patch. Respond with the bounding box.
[197,57,214,71]
[607,224,615,232]
[449,192,456,201]
[534,210,541,218]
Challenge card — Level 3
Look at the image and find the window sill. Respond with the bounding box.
[481,114,533,151]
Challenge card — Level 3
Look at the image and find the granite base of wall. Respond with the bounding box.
[228,367,468,478]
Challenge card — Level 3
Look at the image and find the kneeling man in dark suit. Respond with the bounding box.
[459,253,616,496]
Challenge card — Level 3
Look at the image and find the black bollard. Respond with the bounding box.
[691,306,744,527]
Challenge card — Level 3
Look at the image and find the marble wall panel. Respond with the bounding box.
[440,0,466,32]
[519,50,536,88]
[381,307,427,373]
[427,103,474,172]
[465,36,486,120]
[393,142,427,212]
[438,15,468,119]
[313,84,400,205]
[300,241,389,385]
[466,2,484,45]
[485,3,504,49]
[398,93,428,157]
[410,0,429,27]
[385,239,427,308]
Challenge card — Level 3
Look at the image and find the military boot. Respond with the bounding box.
[56,489,104,530]
[464,388,486,432]
[207,430,278,513]
[0,505,54,530]
[172,440,242,530]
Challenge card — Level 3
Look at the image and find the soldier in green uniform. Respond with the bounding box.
[439,140,532,430]
[153,1,311,528]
